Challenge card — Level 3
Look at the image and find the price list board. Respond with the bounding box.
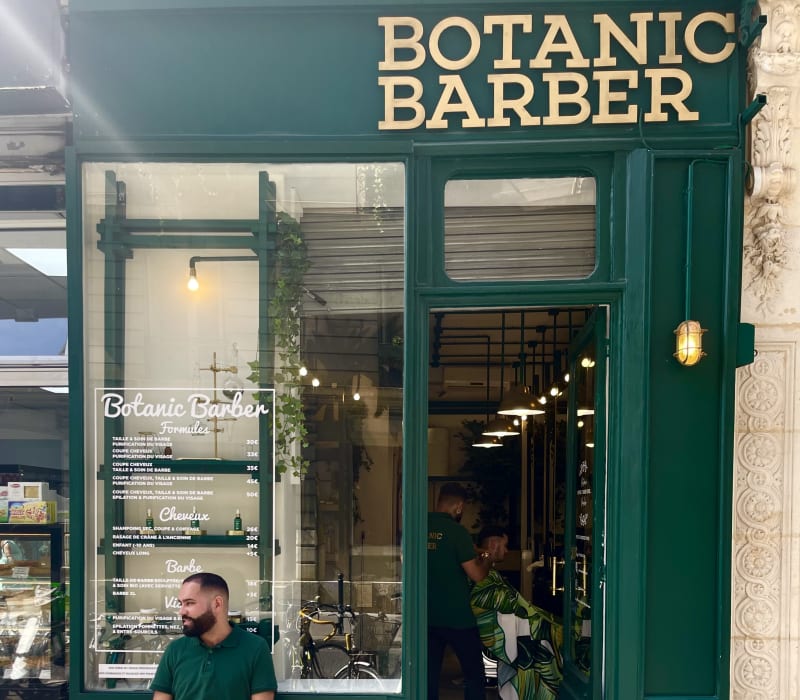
[90,387,274,687]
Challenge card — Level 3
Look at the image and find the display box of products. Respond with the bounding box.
[8,501,56,524]
[0,500,8,523]
[7,482,52,502]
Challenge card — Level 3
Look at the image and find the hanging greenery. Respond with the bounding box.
[248,211,311,477]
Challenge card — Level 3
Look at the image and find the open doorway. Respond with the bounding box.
[427,305,606,700]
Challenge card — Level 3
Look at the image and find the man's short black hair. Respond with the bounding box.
[183,572,229,598]
[478,525,507,544]
[438,482,468,503]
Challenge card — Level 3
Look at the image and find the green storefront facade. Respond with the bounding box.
[65,2,758,699]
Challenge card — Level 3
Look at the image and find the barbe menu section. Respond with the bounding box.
[90,387,273,688]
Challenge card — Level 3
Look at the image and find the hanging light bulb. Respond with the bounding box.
[299,366,308,377]
[472,434,503,448]
[353,391,361,401]
[483,415,520,437]
[549,385,559,397]
[311,377,320,388]
[564,372,570,383]
[187,265,199,291]
[498,384,545,416]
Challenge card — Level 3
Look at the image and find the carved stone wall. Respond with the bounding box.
[734,1,800,697]
[733,347,795,699]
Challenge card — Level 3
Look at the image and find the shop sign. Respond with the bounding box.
[378,12,736,130]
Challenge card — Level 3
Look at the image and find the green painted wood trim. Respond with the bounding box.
[715,149,744,700]
[403,152,427,700]
[603,148,653,700]
[257,171,275,587]
[66,146,89,696]
[71,140,415,158]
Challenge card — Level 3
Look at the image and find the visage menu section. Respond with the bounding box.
[90,387,273,689]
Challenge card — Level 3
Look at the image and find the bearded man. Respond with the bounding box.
[150,572,276,700]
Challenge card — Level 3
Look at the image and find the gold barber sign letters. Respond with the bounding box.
[378,12,736,130]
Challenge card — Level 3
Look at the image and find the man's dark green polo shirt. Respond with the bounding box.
[150,624,277,700]
[428,511,477,628]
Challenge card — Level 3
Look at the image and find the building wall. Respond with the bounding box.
[734,1,800,697]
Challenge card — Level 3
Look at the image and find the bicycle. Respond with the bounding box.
[296,574,381,680]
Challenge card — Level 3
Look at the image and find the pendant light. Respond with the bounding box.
[498,312,544,417]
[473,335,503,448]
[483,312,521,437]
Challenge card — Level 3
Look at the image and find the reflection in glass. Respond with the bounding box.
[81,162,404,693]
[444,177,596,281]
[571,352,595,675]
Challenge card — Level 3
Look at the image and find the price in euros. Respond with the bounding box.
[246,465,259,472]
[246,491,258,498]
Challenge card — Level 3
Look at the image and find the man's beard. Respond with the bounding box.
[182,608,215,637]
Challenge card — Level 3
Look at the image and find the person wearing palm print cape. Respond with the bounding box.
[470,526,563,700]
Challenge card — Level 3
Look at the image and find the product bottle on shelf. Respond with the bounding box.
[234,509,242,531]
[145,509,154,530]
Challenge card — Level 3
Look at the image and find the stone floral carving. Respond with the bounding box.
[743,0,798,313]
[732,347,789,699]
[743,87,794,313]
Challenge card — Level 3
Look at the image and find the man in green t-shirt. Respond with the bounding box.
[150,572,277,700]
[428,482,491,700]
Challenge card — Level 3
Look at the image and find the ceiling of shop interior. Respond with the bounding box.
[428,307,593,404]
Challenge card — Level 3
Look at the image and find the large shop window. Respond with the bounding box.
[81,162,405,693]
[444,177,596,281]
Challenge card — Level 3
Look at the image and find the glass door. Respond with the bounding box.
[561,308,607,699]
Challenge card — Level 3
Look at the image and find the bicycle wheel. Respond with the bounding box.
[311,643,350,678]
[334,661,381,680]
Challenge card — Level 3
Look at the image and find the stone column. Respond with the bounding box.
[734,2,800,698]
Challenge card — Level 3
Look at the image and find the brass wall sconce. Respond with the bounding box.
[674,158,724,367]
[673,320,707,366]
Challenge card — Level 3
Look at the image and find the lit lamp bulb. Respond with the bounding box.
[353,392,361,401]
[187,266,199,292]
[299,366,308,377]
[673,320,707,366]
[311,377,320,388]
[549,385,559,397]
